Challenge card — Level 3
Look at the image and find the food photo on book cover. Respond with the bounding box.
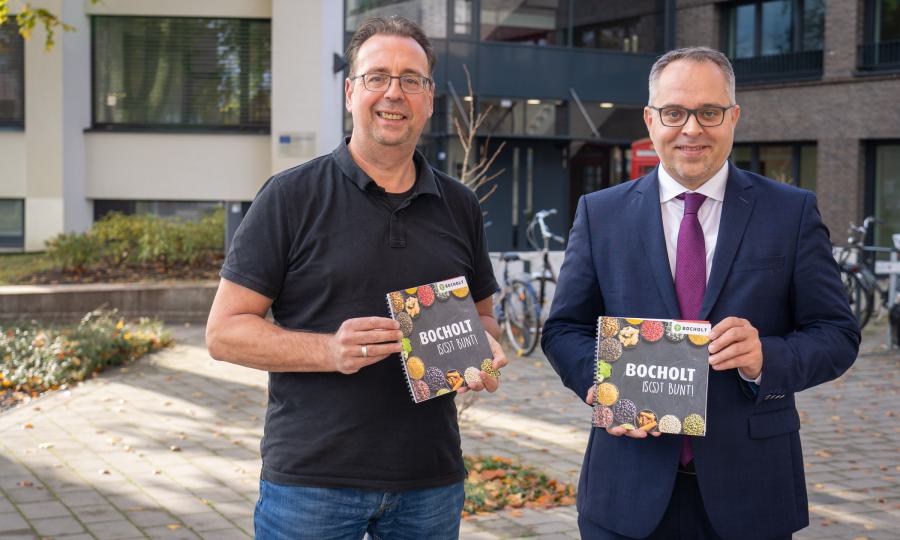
[593,316,710,436]
[387,276,498,403]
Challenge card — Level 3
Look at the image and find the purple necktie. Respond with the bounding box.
[675,192,706,467]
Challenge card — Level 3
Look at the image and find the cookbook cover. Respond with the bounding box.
[593,317,710,436]
[387,276,496,403]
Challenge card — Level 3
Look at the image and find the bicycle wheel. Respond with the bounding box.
[502,279,540,356]
[841,269,873,329]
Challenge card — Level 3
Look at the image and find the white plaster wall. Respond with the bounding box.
[0,132,26,197]
[271,0,344,174]
[62,0,93,234]
[86,133,271,200]
[25,197,63,251]
[85,0,272,18]
[23,0,63,201]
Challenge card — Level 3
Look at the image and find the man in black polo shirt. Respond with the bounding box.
[205,15,506,539]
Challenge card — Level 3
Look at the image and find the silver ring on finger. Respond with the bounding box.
[361,345,368,358]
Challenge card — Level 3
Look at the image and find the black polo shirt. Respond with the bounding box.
[221,138,498,490]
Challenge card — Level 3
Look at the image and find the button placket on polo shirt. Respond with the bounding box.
[389,211,406,248]
[388,196,418,249]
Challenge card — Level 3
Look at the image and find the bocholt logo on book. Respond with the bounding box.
[387,276,497,403]
[593,317,710,436]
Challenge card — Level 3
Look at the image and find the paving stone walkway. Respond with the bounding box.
[0,322,897,539]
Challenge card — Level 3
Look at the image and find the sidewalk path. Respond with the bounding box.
[1,323,897,539]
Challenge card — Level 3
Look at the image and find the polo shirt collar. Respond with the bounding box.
[657,160,728,203]
[333,136,441,198]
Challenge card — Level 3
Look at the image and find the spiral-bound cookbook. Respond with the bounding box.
[386,276,495,403]
[593,316,710,436]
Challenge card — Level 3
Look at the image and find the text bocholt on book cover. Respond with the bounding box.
[387,276,496,403]
[593,317,710,436]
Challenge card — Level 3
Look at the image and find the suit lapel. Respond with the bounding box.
[700,164,756,320]
[636,171,681,319]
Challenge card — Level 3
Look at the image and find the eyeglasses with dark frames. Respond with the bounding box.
[351,72,433,94]
[648,105,736,127]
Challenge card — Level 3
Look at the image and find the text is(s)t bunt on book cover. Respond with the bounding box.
[387,276,495,403]
[593,317,710,436]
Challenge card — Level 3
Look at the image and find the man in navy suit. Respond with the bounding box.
[541,47,860,540]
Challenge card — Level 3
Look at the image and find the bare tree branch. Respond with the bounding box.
[454,65,505,207]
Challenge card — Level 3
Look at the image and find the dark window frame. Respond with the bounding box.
[731,141,817,190]
[721,0,825,84]
[0,198,25,249]
[342,0,668,52]
[859,0,900,72]
[0,22,25,128]
[90,15,272,134]
[864,139,900,247]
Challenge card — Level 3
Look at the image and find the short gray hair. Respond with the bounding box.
[346,16,436,76]
[648,47,735,105]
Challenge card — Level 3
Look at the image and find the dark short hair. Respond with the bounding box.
[648,47,735,105]
[345,16,436,76]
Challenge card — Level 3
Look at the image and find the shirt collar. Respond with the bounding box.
[332,136,441,198]
[657,160,729,203]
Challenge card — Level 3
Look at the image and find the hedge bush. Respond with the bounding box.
[0,309,171,394]
[44,208,224,273]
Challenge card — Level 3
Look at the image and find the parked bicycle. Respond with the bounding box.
[493,209,565,356]
[836,216,896,329]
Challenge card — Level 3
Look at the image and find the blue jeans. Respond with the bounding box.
[253,479,465,540]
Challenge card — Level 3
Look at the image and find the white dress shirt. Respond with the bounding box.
[657,161,728,283]
[656,161,761,384]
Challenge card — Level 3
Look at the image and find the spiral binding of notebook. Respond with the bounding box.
[386,292,418,403]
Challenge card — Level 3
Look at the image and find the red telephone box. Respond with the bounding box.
[630,138,659,179]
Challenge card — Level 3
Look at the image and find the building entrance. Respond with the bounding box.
[478,138,568,252]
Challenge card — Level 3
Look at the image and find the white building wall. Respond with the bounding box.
[0,132,26,197]
[271,0,345,174]
[22,0,69,250]
[3,0,345,251]
[85,0,272,19]
[86,133,271,201]
[61,0,93,239]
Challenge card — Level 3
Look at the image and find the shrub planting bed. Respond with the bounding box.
[2,210,224,285]
[0,309,171,411]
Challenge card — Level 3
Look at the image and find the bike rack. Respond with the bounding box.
[873,247,899,350]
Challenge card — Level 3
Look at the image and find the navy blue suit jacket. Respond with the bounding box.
[541,165,860,540]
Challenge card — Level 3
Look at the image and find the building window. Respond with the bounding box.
[0,199,24,249]
[859,0,900,70]
[453,0,474,35]
[346,0,447,38]
[0,23,25,126]
[481,0,566,46]
[732,143,817,192]
[868,143,900,247]
[572,0,663,53]
[93,200,224,222]
[92,17,271,131]
[724,0,825,83]
[479,98,566,137]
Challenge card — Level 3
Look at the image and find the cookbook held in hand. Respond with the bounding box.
[593,316,710,436]
[387,276,497,403]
